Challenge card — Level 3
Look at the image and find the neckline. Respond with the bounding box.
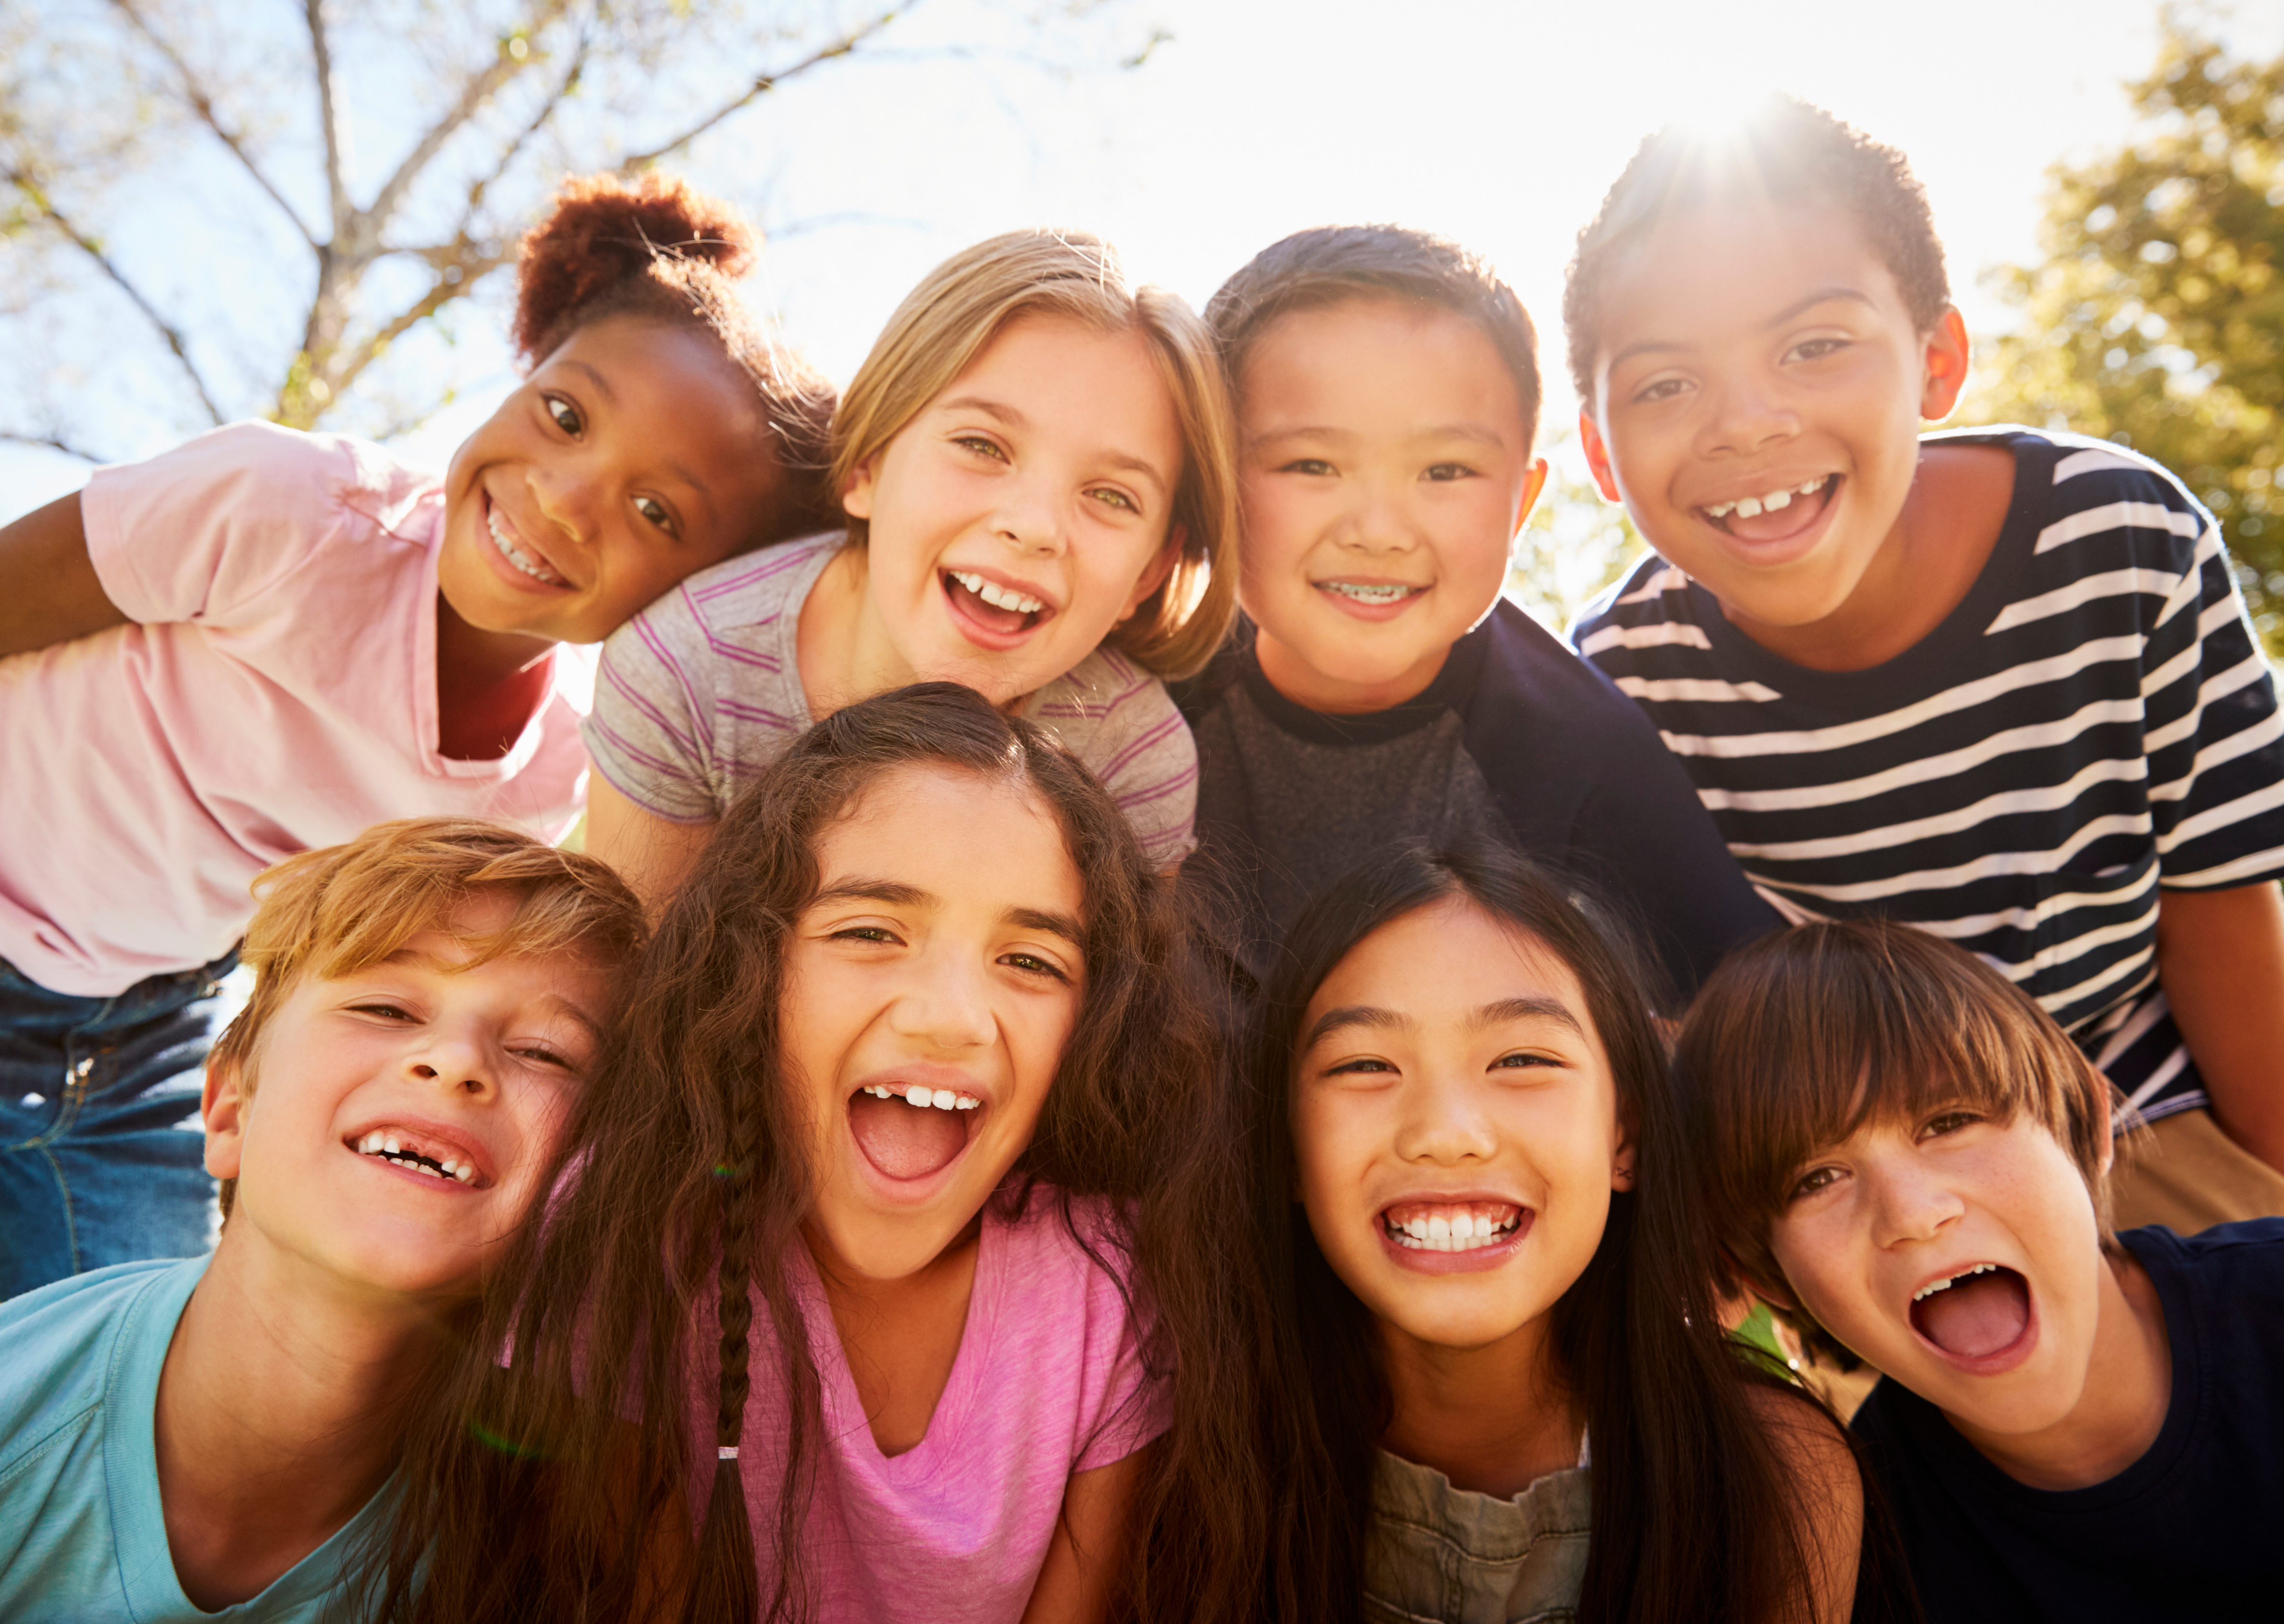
[110,1258,392,1617]
[1684,428,2047,702]
[1237,610,1494,746]
[803,1198,1004,1479]
[417,535,560,782]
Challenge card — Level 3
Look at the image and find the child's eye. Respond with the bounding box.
[1088,487,1140,515]
[829,924,902,946]
[954,434,1008,462]
[544,395,583,436]
[1785,337,1850,364]
[1489,1050,1560,1071]
[633,494,680,538]
[1324,1056,1396,1076]
[511,1042,578,1072]
[998,950,1071,983]
[1276,457,1336,477]
[1630,377,1690,406]
[1921,1109,1982,1139]
[1788,1164,1843,1202]
[348,1000,417,1022]
[1423,462,1478,483]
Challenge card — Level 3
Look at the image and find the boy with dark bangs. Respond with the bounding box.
[1177,225,1775,1000]
[1678,919,2284,1622]
[1568,97,2284,1230]
[0,818,643,1621]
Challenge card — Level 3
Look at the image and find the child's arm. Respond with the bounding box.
[2155,882,2284,1170]
[1018,1444,1155,1624]
[585,774,716,914]
[0,493,129,659]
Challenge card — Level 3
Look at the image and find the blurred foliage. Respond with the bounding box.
[0,0,1142,458]
[1966,8,2284,649]
[1508,432,1645,636]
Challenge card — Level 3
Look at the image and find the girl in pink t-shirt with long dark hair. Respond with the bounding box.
[0,172,834,1299]
[372,683,1264,1624]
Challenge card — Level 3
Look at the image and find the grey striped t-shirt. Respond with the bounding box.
[582,534,1200,869]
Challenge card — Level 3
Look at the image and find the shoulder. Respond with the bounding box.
[1033,649,1196,785]
[0,1260,189,1480]
[2121,1218,2284,1297]
[598,533,837,688]
[1464,601,1690,770]
[92,421,430,530]
[1950,425,2214,569]
[1569,553,1704,658]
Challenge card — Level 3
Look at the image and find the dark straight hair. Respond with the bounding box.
[367,684,1266,1623]
[1247,842,1874,1624]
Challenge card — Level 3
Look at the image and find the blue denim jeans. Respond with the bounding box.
[0,949,242,1299]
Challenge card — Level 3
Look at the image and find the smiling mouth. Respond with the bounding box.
[1316,580,1427,607]
[1381,1200,1524,1253]
[349,1128,484,1186]
[943,569,1048,636]
[1909,1262,2031,1361]
[847,1083,982,1182]
[486,498,569,587]
[1698,475,1839,541]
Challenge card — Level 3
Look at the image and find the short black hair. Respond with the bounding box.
[1206,225,1542,452]
[1564,96,1951,410]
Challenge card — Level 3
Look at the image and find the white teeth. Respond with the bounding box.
[383,1135,401,1155]
[950,570,1044,615]
[1704,478,1831,520]
[1427,1215,1452,1241]
[1733,495,1763,517]
[1761,487,1793,512]
[955,1095,979,1110]
[932,1091,957,1110]
[1319,581,1418,605]
[1913,1262,1999,1302]
[1406,1218,1429,1239]
[1387,1208,1520,1252]
[486,505,567,586]
[906,1087,935,1109]
[876,1084,980,1111]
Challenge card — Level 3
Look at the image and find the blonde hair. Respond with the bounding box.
[829,229,1239,680]
[208,817,647,1218]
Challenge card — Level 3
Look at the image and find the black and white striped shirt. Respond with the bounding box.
[1572,428,2284,1123]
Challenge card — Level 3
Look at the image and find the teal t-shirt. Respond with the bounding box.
[0,1257,389,1622]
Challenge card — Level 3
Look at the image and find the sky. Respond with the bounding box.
[5,0,2278,527]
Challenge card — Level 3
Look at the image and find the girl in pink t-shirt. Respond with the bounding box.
[374,684,1262,1624]
[0,173,834,1299]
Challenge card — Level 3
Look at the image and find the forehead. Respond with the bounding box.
[1594,203,1910,358]
[934,311,1182,463]
[815,764,1082,917]
[1305,896,1591,1037]
[1243,298,1523,438]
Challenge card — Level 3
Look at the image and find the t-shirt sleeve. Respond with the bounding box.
[78,421,356,628]
[1035,659,1199,870]
[2138,499,2284,889]
[1069,1214,1173,1474]
[581,592,729,825]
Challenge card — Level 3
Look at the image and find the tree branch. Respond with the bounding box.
[304,0,351,243]
[329,253,509,403]
[0,430,107,463]
[106,0,316,247]
[614,6,908,173]
[450,23,589,243]
[4,167,224,425]
[358,0,572,253]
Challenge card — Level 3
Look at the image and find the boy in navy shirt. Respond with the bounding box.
[0,819,641,1620]
[1679,919,2284,1623]
[1567,97,2284,1228]
[1177,225,1775,999]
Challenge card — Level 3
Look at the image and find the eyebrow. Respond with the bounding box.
[811,881,1086,950]
[560,359,618,406]
[1253,423,1508,450]
[1303,994,1583,1051]
[364,953,607,1041]
[1605,286,1876,373]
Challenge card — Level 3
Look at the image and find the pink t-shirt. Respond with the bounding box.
[0,422,589,996]
[712,1191,1168,1624]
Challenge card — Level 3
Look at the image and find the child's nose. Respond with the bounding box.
[405,1031,496,1097]
[1332,482,1420,554]
[529,463,600,548]
[1699,378,1799,459]
[991,473,1065,556]
[885,953,995,1052]
[1866,1159,1962,1248]
[1391,1072,1496,1164]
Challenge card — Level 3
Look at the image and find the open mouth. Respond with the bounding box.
[485,495,569,587]
[942,569,1049,638]
[847,1083,983,1183]
[1698,475,1839,541]
[348,1127,487,1187]
[1381,1200,1525,1253]
[1909,1262,2031,1362]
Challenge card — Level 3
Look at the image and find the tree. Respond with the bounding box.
[0,0,1141,460]
[1967,8,2284,645]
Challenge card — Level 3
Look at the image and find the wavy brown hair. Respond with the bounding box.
[1246,844,1897,1624]
[367,684,1264,1623]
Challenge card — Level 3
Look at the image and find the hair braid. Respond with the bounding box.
[685,1062,765,1624]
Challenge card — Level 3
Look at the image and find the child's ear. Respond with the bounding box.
[1117,525,1184,623]
[1578,411,1625,505]
[1918,306,1973,421]
[1509,457,1551,541]
[202,1055,248,1182]
[840,457,878,521]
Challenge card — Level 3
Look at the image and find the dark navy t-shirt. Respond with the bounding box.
[1171,603,1779,999]
[1852,1220,2284,1623]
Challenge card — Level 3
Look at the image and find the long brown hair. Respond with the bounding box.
[1246,843,1861,1624]
[368,684,1264,1623]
